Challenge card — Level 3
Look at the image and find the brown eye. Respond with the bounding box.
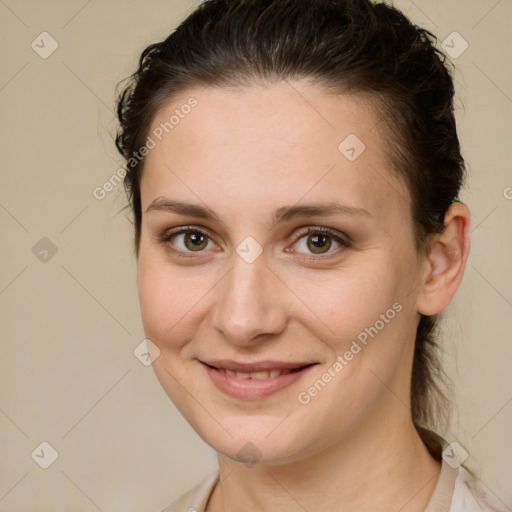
[306,234,332,254]
[183,232,209,251]
[291,228,348,257]
[166,229,215,253]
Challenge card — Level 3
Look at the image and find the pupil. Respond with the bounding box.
[312,235,324,247]
[185,232,207,250]
[307,234,331,254]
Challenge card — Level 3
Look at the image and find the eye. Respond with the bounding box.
[159,225,349,259]
[290,227,349,256]
[161,227,217,254]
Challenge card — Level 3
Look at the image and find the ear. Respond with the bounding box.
[416,202,471,316]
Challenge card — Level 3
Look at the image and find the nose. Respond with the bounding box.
[211,251,288,346]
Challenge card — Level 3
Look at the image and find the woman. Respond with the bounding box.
[115,0,503,510]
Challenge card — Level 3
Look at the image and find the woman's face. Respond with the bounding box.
[137,80,428,465]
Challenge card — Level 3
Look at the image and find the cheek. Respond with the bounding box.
[136,250,196,347]
[289,259,403,344]
[290,255,416,403]
[314,260,417,407]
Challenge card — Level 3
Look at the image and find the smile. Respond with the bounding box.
[220,368,294,379]
[199,360,318,399]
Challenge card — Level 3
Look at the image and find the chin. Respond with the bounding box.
[196,418,313,467]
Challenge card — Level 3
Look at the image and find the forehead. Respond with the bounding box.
[141,80,410,222]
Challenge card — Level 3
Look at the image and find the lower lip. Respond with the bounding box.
[201,362,316,400]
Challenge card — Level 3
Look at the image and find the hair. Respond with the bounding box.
[115,0,465,440]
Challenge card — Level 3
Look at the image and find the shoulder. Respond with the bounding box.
[418,428,509,512]
[449,465,508,512]
[159,471,219,512]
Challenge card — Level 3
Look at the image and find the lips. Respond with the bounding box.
[221,368,294,379]
[200,359,317,399]
[202,359,314,373]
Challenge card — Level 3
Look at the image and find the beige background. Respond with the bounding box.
[0,0,511,510]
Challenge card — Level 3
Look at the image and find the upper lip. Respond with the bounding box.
[200,359,317,372]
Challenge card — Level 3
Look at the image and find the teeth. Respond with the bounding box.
[247,371,269,380]
[221,368,294,379]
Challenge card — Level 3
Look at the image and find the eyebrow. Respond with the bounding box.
[145,197,371,228]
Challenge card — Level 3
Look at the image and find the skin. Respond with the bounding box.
[136,80,470,512]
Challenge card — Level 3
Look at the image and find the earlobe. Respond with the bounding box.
[416,202,471,316]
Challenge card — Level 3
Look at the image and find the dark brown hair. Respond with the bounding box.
[115,0,464,435]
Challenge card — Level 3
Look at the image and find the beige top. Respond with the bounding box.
[161,459,505,512]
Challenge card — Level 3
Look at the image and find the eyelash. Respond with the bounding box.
[158,225,351,260]
[291,226,351,260]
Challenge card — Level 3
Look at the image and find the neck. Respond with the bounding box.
[207,419,441,512]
